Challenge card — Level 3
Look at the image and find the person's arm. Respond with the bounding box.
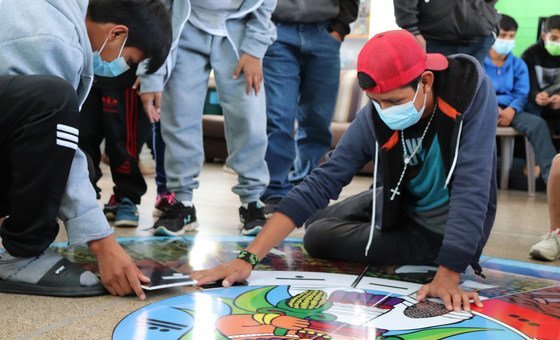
[418,76,498,311]
[331,0,360,40]
[191,213,296,286]
[508,58,530,113]
[235,0,277,95]
[240,0,277,60]
[0,37,84,90]
[192,108,377,285]
[521,49,543,109]
[393,0,421,36]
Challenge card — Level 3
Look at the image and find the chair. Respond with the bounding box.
[496,127,537,196]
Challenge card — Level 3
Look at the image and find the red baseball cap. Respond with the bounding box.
[357,30,449,94]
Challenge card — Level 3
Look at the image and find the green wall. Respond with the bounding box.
[495,0,560,56]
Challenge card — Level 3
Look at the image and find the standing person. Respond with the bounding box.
[394,0,500,65]
[80,65,152,228]
[138,0,277,237]
[261,0,359,213]
[522,15,560,133]
[530,154,560,261]
[0,0,171,298]
[193,30,498,313]
[484,14,556,183]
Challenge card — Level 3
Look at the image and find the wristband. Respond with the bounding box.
[237,250,259,268]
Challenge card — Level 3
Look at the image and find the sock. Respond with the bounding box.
[181,200,193,207]
[0,250,99,286]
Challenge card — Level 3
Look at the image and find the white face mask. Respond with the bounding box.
[371,83,426,131]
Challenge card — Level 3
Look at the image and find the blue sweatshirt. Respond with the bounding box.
[277,55,498,274]
[484,53,530,113]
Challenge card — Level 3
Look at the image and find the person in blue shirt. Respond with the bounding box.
[484,14,556,183]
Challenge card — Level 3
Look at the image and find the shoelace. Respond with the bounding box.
[163,192,175,205]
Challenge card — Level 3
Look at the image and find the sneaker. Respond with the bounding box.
[263,196,283,218]
[103,195,119,221]
[153,192,175,217]
[239,201,266,236]
[114,197,139,228]
[153,199,198,236]
[529,229,560,261]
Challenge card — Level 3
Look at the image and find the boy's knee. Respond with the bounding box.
[303,222,329,258]
[38,76,79,112]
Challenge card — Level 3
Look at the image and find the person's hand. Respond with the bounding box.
[497,107,515,127]
[89,235,150,300]
[550,94,560,110]
[140,92,162,123]
[415,34,427,51]
[271,316,310,330]
[536,91,551,106]
[416,266,483,312]
[132,77,141,92]
[233,53,263,96]
[191,258,253,287]
[330,31,343,42]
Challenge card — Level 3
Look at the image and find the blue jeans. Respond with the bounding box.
[152,122,168,195]
[511,111,557,182]
[426,34,495,66]
[262,21,341,199]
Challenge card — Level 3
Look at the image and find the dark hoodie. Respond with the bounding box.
[272,0,359,38]
[394,0,500,43]
[277,54,498,275]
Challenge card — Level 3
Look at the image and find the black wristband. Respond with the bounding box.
[237,250,259,268]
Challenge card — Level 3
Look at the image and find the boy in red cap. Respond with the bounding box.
[193,30,498,313]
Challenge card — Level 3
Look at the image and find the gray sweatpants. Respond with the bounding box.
[161,22,269,203]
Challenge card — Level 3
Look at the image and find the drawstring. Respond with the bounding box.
[365,141,379,256]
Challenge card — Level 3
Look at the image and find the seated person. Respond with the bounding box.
[530,154,560,261]
[484,14,556,182]
[0,0,171,298]
[522,15,560,133]
[193,30,498,313]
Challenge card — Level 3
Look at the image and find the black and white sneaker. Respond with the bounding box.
[153,199,198,236]
[262,196,283,218]
[239,201,266,236]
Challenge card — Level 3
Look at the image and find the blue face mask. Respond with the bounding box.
[492,38,515,55]
[371,84,426,131]
[93,36,130,77]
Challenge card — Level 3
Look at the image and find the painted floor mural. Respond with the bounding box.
[50,236,560,339]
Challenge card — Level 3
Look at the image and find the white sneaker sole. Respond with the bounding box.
[153,221,199,236]
[114,219,139,228]
[529,248,559,261]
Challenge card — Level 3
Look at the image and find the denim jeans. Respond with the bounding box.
[426,34,495,66]
[511,111,557,182]
[262,21,341,200]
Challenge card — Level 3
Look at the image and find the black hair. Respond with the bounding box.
[544,15,560,33]
[500,14,518,32]
[357,72,421,91]
[88,0,172,74]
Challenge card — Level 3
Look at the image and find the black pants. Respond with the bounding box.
[0,75,79,257]
[304,189,443,265]
[79,86,151,204]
